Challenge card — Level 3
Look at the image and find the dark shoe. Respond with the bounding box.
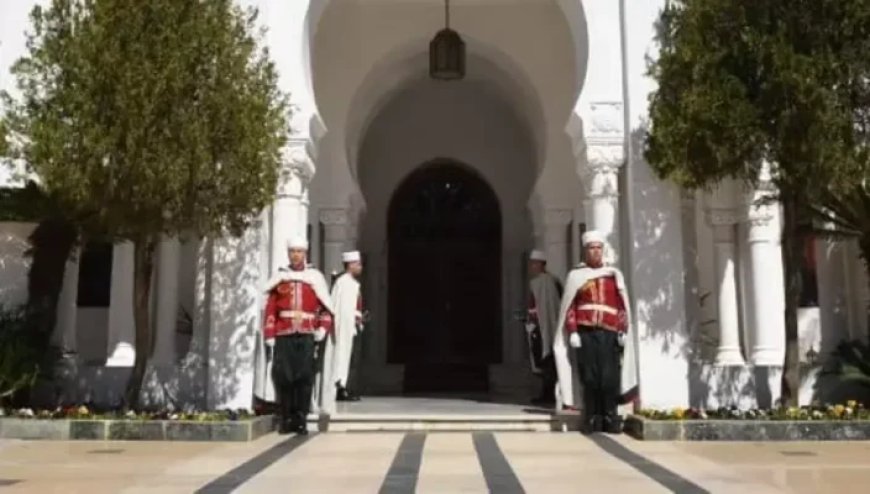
[336,386,360,402]
[530,396,552,406]
[278,420,293,435]
[604,414,623,434]
[582,415,603,434]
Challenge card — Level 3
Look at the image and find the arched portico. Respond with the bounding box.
[241,0,629,411]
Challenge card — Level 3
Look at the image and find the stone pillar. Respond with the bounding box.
[707,213,744,366]
[106,242,135,367]
[52,252,80,355]
[319,208,349,278]
[270,153,313,275]
[543,209,573,279]
[152,237,181,365]
[744,178,786,366]
[572,102,624,256]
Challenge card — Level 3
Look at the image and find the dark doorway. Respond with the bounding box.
[388,161,502,393]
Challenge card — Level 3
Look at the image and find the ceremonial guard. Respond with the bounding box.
[331,250,366,402]
[261,237,334,434]
[555,230,637,433]
[525,250,562,405]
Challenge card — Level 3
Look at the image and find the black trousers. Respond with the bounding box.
[575,328,621,419]
[271,334,316,425]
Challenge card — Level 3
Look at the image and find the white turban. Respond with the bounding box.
[342,250,361,263]
[581,229,606,246]
[529,249,547,262]
[286,236,309,250]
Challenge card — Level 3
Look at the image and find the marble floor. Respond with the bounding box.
[1,432,869,493]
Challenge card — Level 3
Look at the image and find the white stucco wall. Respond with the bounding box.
[622,0,691,409]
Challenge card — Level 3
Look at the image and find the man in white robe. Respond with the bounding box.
[525,249,562,405]
[553,230,638,433]
[331,250,365,402]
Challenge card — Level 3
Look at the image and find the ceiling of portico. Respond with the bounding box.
[307,0,586,208]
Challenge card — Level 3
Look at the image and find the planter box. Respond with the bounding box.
[625,415,870,441]
[0,415,276,441]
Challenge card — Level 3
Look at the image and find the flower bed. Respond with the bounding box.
[626,401,870,441]
[0,406,275,441]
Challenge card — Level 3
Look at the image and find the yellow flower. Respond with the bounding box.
[672,408,685,419]
[833,404,845,417]
[847,400,858,409]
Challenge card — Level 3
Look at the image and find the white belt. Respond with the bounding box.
[577,304,618,315]
[278,310,315,320]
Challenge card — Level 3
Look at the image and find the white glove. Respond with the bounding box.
[265,338,275,348]
[569,333,581,348]
[524,323,536,334]
[618,332,626,347]
[313,328,327,342]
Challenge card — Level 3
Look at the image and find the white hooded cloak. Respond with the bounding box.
[330,272,362,389]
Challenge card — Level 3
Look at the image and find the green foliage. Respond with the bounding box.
[645,0,870,406]
[2,0,289,408]
[2,0,289,241]
[0,306,58,406]
[646,0,865,196]
[0,181,55,222]
[821,340,870,389]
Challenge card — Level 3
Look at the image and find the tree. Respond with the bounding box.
[645,0,868,406]
[2,0,289,408]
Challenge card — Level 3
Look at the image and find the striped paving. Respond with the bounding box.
[1,433,868,493]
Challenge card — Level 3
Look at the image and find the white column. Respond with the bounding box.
[744,182,786,366]
[706,212,744,365]
[572,102,624,256]
[543,209,573,279]
[270,153,313,274]
[52,252,80,355]
[106,242,135,367]
[319,208,349,278]
[152,236,181,365]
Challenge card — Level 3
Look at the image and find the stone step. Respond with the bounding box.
[314,413,583,432]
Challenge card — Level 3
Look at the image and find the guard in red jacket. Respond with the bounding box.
[556,230,634,434]
[263,237,334,434]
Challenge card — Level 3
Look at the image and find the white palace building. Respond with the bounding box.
[1,0,868,413]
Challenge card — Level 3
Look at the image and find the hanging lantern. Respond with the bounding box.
[429,0,465,80]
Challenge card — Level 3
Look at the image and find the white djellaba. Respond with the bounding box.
[330,251,363,392]
[552,230,639,411]
[527,249,561,375]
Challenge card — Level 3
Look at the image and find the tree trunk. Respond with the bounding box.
[779,193,803,407]
[25,216,77,345]
[124,237,157,410]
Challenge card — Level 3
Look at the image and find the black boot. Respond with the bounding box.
[295,412,308,435]
[336,383,360,402]
[604,414,622,434]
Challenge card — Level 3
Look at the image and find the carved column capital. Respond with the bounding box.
[319,208,349,226]
[705,208,741,227]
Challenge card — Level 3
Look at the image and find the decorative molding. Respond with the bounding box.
[705,208,741,227]
[319,208,349,226]
[587,101,624,139]
[580,160,621,199]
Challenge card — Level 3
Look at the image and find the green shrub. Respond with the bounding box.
[0,306,57,407]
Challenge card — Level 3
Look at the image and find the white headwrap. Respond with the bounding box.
[529,249,547,262]
[286,236,309,250]
[342,250,361,263]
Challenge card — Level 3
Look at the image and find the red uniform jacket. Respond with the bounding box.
[565,275,627,333]
[264,279,332,340]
